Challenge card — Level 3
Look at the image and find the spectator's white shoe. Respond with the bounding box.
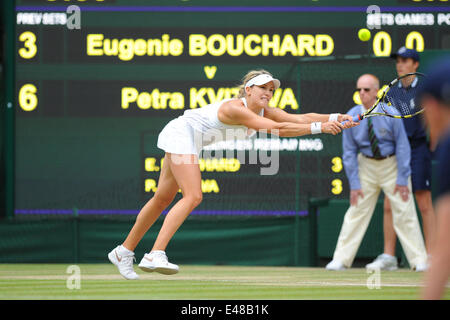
[108,245,139,280]
[366,254,398,271]
[325,259,346,271]
[139,250,179,275]
[414,263,428,272]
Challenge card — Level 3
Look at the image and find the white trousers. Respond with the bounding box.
[332,154,428,269]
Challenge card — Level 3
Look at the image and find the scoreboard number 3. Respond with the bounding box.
[331,179,343,195]
[331,157,343,173]
[18,31,37,59]
[331,157,343,195]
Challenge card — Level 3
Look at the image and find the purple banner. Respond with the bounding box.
[15,6,450,13]
[15,209,308,216]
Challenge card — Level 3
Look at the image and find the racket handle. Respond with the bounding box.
[341,114,363,125]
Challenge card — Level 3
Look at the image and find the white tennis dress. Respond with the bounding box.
[157,97,263,155]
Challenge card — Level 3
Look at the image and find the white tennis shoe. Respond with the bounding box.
[108,245,140,280]
[414,262,428,272]
[366,253,398,271]
[325,259,346,271]
[138,250,179,275]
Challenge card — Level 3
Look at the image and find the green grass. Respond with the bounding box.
[0,264,448,300]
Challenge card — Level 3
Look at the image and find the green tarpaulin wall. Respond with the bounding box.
[1,199,397,266]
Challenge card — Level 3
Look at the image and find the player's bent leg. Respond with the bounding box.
[152,153,202,250]
[109,153,179,279]
[139,153,202,275]
[122,153,180,251]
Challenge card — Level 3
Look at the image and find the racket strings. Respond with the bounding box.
[384,74,424,117]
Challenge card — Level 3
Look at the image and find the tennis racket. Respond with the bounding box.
[347,72,426,123]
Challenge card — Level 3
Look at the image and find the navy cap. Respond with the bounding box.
[418,56,450,106]
[390,46,420,62]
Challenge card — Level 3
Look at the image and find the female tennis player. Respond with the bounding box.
[108,69,358,279]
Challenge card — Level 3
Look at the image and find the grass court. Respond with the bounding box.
[1,264,448,300]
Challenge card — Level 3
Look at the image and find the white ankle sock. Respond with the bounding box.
[119,245,134,255]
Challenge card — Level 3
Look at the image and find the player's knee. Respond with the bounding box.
[185,192,203,208]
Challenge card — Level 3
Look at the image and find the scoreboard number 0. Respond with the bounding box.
[405,31,425,52]
[373,31,425,56]
[19,84,38,111]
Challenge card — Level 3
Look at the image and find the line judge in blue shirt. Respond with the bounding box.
[326,73,428,271]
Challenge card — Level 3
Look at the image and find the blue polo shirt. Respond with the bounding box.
[387,76,427,142]
[342,104,411,190]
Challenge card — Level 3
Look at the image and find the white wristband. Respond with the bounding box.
[311,122,322,134]
[329,113,339,122]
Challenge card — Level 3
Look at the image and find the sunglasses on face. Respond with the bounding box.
[356,88,372,92]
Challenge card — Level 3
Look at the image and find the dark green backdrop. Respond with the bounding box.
[1,1,449,265]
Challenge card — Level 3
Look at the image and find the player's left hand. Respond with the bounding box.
[322,121,344,135]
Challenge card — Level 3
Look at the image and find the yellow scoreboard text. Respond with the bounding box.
[87,33,334,61]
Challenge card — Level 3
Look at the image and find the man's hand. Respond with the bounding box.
[350,189,364,206]
[394,184,409,202]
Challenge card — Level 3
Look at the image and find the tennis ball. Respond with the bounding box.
[358,28,371,41]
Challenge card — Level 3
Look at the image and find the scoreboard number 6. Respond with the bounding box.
[19,84,38,111]
[18,31,37,59]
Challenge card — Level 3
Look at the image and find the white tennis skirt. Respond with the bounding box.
[157,118,202,155]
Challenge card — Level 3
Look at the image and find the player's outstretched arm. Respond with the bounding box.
[263,107,355,125]
[219,102,347,137]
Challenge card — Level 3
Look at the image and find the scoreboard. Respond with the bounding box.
[9,0,450,216]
